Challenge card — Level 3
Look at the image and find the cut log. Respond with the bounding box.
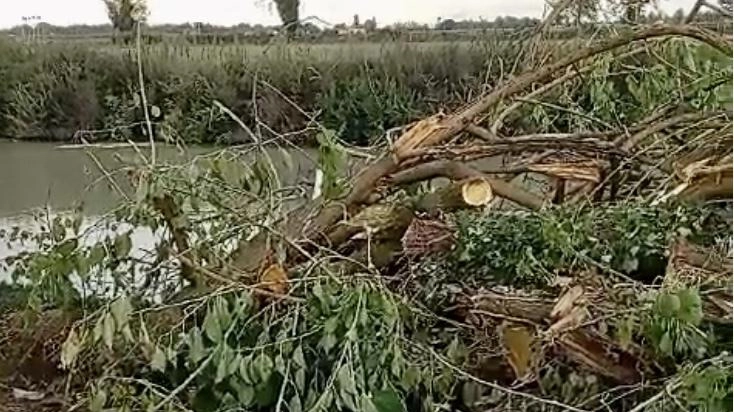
[414,177,493,215]
[463,177,494,206]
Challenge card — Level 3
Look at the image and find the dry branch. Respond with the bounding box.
[618,111,722,150]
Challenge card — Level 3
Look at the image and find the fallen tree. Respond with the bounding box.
[1,20,732,412]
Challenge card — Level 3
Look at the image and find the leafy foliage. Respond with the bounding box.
[318,75,422,146]
[645,287,708,360]
[450,202,724,287]
[75,280,458,411]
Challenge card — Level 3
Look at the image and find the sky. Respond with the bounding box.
[0,0,694,29]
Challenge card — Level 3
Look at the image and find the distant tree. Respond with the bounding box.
[353,14,360,27]
[103,0,148,40]
[364,17,377,32]
[672,8,686,22]
[720,0,733,12]
[548,0,598,25]
[436,18,456,30]
[503,15,519,27]
[301,22,321,35]
[272,0,299,35]
[613,0,652,23]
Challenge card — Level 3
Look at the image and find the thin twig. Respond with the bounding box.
[419,343,591,412]
[136,22,155,165]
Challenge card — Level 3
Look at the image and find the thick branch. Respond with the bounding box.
[388,160,546,210]
[619,111,719,150]
[701,0,734,18]
[685,0,706,23]
[406,137,624,161]
[466,124,500,142]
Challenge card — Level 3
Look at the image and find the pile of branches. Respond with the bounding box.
[1,21,732,412]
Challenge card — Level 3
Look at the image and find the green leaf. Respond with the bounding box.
[56,238,78,256]
[121,324,134,343]
[151,346,167,372]
[92,314,104,343]
[214,297,232,331]
[391,349,403,378]
[372,389,405,412]
[215,346,234,383]
[255,375,281,406]
[253,353,274,382]
[318,333,337,353]
[293,345,306,368]
[295,367,306,392]
[102,313,115,350]
[230,354,242,376]
[71,212,83,234]
[656,293,681,318]
[275,353,286,374]
[659,332,673,356]
[110,295,133,329]
[188,327,206,365]
[88,244,106,267]
[75,254,90,279]
[288,395,303,412]
[60,328,82,369]
[114,232,132,259]
[203,308,223,343]
[231,378,255,405]
[446,337,465,363]
[239,356,254,385]
[337,365,356,395]
[88,389,107,412]
[677,288,703,325]
[401,366,420,389]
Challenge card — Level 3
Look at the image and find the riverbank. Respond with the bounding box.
[2,35,729,147]
[0,39,513,146]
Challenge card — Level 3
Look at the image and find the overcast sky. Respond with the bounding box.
[1,0,693,28]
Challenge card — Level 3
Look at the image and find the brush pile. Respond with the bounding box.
[1,22,732,412]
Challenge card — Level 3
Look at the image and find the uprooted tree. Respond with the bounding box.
[1,21,732,412]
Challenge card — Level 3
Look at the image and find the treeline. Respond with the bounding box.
[3,9,728,43]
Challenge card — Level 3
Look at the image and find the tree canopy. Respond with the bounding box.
[103,0,148,32]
